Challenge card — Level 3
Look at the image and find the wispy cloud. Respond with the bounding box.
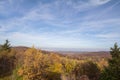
[95,33,120,39]
[90,0,111,6]
[0,0,120,50]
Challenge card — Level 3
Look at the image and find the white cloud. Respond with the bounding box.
[90,0,111,6]
[22,3,56,21]
[67,0,111,12]
[95,33,120,39]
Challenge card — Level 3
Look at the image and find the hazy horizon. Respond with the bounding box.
[10,45,109,52]
[0,0,120,50]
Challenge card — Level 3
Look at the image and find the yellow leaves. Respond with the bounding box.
[17,46,106,80]
[97,58,108,71]
[17,68,24,76]
[20,47,52,80]
[48,63,63,73]
[0,48,16,58]
[24,47,37,57]
[46,53,63,74]
[49,53,61,63]
[62,59,77,74]
[65,62,74,73]
[21,48,41,80]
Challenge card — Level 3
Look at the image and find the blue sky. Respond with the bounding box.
[0,0,120,51]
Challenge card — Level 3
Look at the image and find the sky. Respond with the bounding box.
[0,0,120,51]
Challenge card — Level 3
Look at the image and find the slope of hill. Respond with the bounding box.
[11,46,110,62]
[56,51,110,60]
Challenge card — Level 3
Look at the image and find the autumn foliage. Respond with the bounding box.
[16,47,103,80]
[0,40,115,80]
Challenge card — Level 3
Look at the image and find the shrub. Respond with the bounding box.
[73,61,100,80]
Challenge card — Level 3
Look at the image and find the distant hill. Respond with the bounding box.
[12,46,52,54]
[56,51,110,60]
[12,46,29,52]
[11,46,29,55]
[11,46,110,60]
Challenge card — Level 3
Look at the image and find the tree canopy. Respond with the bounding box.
[100,43,120,80]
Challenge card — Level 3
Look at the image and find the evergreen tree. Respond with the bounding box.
[100,43,120,80]
[0,40,15,77]
[0,40,11,52]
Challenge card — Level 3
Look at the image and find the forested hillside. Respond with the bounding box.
[0,40,120,80]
